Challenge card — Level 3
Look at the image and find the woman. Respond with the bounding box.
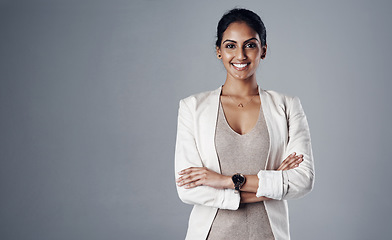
[175,8,314,240]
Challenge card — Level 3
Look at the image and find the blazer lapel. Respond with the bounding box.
[197,86,222,173]
[260,88,274,170]
[260,88,285,170]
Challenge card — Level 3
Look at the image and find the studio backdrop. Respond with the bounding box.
[1,0,392,239]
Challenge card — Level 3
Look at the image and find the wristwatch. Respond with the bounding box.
[232,173,246,191]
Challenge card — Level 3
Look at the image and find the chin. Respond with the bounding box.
[232,73,255,81]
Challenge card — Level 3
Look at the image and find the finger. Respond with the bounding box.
[287,156,303,169]
[277,153,296,171]
[283,152,297,164]
[180,175,205,188]
[180,172,204,185]
[177,172,206,187]
[277,156,293,170]
[177,168,207,182]
[285,155,303,170]
[178,167,205,175]
[279,155,302,171]
[184,179,204,189]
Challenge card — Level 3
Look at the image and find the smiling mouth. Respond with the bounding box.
[231,63,249,70]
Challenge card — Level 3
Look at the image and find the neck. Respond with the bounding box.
[222,76,259,97]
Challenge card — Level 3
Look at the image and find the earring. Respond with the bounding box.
[217,54,221,58]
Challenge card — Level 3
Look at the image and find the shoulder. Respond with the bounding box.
[179,87,221,109]
[260,89,306,119]
[261,89,299,106]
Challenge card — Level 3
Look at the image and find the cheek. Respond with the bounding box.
[248,49,262,58]
[221,52,232,59]
[221,48,235,57]
[221,55,232,65]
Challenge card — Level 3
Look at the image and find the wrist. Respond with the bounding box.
[225,175,235,189]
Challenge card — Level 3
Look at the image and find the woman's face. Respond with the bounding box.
[217,21,266,81]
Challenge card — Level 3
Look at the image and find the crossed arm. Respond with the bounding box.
[176,152,303,203]
[175,96,314,208]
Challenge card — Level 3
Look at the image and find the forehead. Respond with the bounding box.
[222,21,260,42]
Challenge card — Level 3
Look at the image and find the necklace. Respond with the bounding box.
[223,85,259,108]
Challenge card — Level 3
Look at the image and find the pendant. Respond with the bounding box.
[238,103,244,108]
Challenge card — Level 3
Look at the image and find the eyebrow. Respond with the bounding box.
[222,37,259,44]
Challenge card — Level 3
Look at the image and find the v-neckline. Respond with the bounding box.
[218,98,262,136]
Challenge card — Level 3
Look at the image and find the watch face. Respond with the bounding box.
[232,174,245,184]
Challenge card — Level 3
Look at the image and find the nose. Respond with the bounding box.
[236,47,247,60]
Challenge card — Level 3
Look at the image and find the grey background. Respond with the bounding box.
[1,0,391,239]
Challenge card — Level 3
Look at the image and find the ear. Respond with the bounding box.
[261,44,267,59]
[216,46,222,59]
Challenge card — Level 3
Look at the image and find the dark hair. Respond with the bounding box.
[216,8,267,48]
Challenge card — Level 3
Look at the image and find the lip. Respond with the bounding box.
[231,63,250,71]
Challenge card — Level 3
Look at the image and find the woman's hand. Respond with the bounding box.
[176,167,232,189]
[276,152,303,171]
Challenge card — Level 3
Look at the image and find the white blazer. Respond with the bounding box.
[174,86,315,240]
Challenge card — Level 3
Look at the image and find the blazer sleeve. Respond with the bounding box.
[256,96,315,200]
[174,99,240,210]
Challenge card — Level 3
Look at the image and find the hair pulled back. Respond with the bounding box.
[216,8,267,48]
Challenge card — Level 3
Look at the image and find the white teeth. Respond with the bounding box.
[232,63,247,68]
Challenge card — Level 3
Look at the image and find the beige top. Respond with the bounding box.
[207,99,275,240]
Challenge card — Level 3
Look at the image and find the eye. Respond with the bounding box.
[225,44,236,49]
[245,43,256,48]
